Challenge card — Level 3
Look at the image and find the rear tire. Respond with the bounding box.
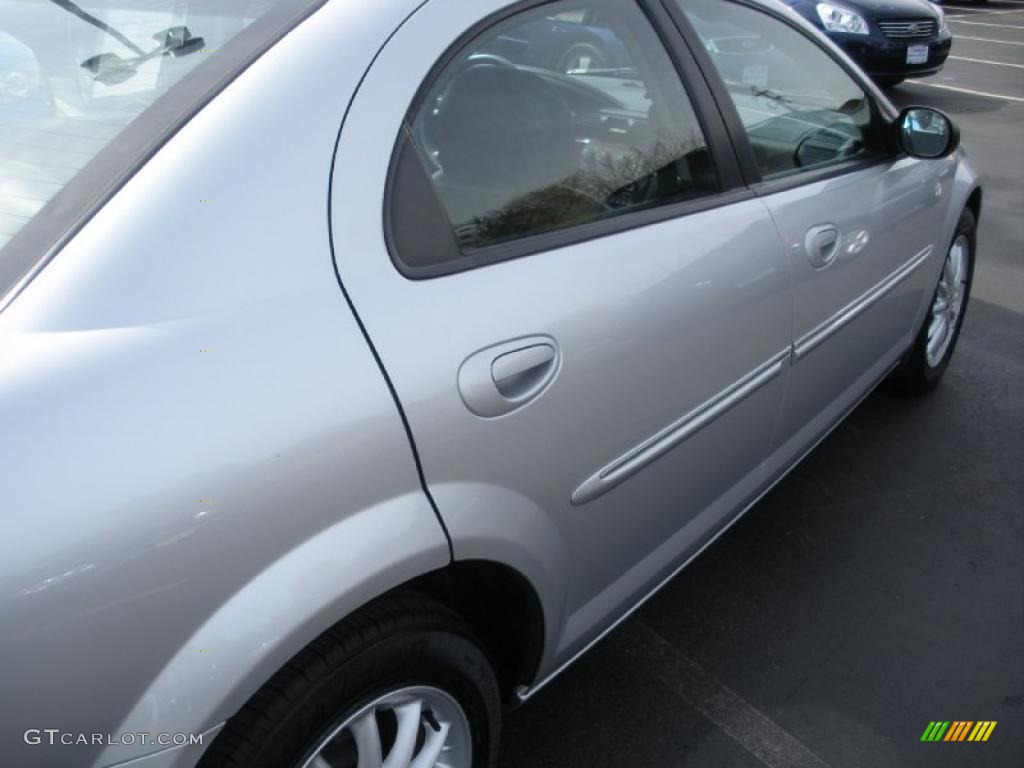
[199,594,501,768]
[892,208,975,395]
[875,75,905,87]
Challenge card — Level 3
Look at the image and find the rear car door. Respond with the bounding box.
[331,0,792,664]
[675,0,951,475]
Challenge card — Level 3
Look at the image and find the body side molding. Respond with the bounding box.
[572,347,791,505]
[793,246,933,360]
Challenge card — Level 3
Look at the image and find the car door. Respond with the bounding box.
[330,0,792,665]
[674,0,951,475]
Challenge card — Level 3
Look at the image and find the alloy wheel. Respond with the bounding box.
[300,686,472,768]
[926,234,969,368]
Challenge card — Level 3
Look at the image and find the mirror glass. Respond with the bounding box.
[899,108,953,158]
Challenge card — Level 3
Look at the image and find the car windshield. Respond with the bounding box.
[0,0,292,258]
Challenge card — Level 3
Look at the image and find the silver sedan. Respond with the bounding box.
[0,0,979,766]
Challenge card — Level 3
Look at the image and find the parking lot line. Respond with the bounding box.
[946,8,1024,17]
[625,622,835,768]
[941,0,1024,13]
[945,7,1004,13]
[948,19,1024,29]
[949,54,1024,68]
[903,80,1024,104]
[956,35,1024,45]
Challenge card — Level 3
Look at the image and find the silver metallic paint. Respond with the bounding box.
[572,347,792,505]
[0,0,981,766]
[331,0,794,680]
[759,155,958,481]
[457,335,562,418]
[104,726,224,768]
[1,2,445,767]
[793,246,934,360]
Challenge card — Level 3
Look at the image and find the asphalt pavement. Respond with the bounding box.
[499,4,1024,766]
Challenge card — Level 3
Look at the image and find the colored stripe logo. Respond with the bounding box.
[920,721,997,742]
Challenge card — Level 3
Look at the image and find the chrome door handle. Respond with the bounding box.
[458,336,560,417]
[805,224,841,269]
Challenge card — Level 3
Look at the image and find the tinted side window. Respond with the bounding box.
[400,0,719,259]
[679,0,883,180]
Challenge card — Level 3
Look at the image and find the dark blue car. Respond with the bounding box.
[782,0,952,85]
[478,8,631,74]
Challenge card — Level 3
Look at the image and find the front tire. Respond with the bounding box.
[893,208,975,394]
[199,594,501,768]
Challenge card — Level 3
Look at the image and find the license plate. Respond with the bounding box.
[906,44,930,65]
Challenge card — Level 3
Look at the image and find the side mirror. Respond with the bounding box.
[895,106,959,158]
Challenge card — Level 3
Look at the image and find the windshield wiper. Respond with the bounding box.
[80,27,205,84]
[49,0,146,56]
[48,0,204,85]
[750,85,794,109]
[570,67,640,78]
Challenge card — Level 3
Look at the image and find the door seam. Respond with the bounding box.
[325,0,453,560]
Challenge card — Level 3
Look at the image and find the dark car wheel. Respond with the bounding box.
[557,42,607,74]
[199,594,501,768]
[894,208,976,394]
[874,75,905,87]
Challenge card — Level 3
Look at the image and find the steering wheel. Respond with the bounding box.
[460,52,516,71]
[418,53,519,172]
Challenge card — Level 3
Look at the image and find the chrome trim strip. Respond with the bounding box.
[793,246,933,361]
[519,357,901,704]
[571,347,791,506]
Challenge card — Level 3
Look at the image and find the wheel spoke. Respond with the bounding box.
[409,722,451,768]
[384,701,422,768]
[928,318,948,361]
[952,239,967,284]
[943,257,955,288]
[351,712,384,768]
[305,686,470,768]
[925,232,972,368]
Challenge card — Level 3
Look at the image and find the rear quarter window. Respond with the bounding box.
[389,0,720,272]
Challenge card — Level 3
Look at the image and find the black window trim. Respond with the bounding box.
[390,185,756,278]
[658,0,902,195]
[750,153,897,196]
[384,0,751,279]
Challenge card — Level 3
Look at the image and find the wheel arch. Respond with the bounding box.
[951,154,982,228]
[94,518,550,767]
[965,185,982,223]
[91,493,451,768]
[409,559,547,702]
[191,558,549,766]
